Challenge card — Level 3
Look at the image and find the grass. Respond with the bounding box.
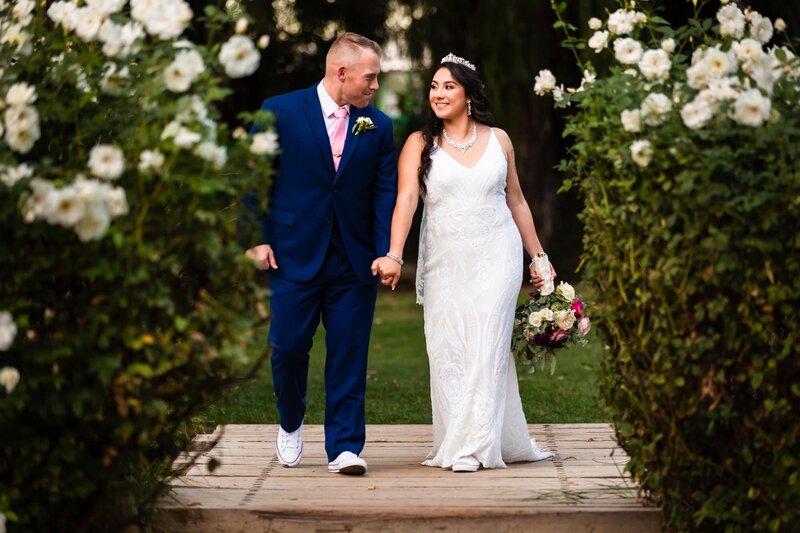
[196,290,604,430]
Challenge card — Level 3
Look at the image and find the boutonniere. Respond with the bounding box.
[352,116,377,135]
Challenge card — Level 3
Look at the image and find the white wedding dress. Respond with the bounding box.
[416,129,548,470]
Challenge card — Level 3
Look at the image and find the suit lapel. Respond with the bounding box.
[302,86,336,176]
[334,107,364,183]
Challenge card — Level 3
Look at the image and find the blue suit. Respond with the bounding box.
[255,85,397,461]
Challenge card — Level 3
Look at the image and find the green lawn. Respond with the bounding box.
[196,290,604,430]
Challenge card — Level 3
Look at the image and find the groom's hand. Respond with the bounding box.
[371,257,401,290]
[246,244,278,270]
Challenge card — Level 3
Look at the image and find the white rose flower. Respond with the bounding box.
[607,9,635,35]
[744,54,780,94]
[717,4,745,38]
[131,0,193,40]
[173,127,202,148]
[1,23,33,56]
[635,12,647,24]
[556,281,576,301]
[588,17,602,30]
[621,109,642,133]
[630,139,653,168]
[704,47,734,78]
[13,0,36,21]
[164,49,206,92]
[680,98,715,131]
[661,38,676,54]
[257,34,270,49]
[138,149,165,173]
[614,38,644,65]
[775,18,786,32]
[640,93,672,126]
[6,82,37,106]
[75,200,111,241]
[0,367,20,393]
[528,312,542,328]
[235,18,248,34]
[0,311,17,351]
[539,308,555,322]
[88,144,125,180]
[704,77,740,101]
[4,106,41,154]
[588,30,609,53]
[24,178,55,220]
[638,48,671,80]
[100,20,144,58]
[47,185,87,227]
[533,69,556,95]
[47,1,76,25]
[554,310,576,331]
[733,88,771,127]
[86,0,126,16]
[194,142,228,168]
[73,6,105,42]
[0,163,34,187]
[218,35,260,78]
[103,186,129,217]
[250,131,279,155]
[749,13,773,44]
[100,63,130,96]
[732,38,764,64]
[686,60,712,90]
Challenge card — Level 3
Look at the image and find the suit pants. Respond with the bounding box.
[268,244,377,461]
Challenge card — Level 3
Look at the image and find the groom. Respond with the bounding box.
[245,33,397,475]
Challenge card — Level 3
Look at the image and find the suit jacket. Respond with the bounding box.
[252,85,397,283]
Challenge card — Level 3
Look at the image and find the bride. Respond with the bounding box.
[373,53,555,472]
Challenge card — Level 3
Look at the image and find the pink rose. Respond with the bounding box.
[578,317,591,336]
[571,298,584,318]
[549,328,569,343]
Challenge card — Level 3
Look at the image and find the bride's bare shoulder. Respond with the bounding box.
[401,131,426,155]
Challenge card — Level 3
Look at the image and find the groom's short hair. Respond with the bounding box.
[327,32,382,63]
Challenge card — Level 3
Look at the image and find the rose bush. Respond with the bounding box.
[537,1,800,530]
[0,1,276,530]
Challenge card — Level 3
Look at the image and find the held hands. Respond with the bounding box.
[371,256,402,290]
[529,261,557,292]
[245,244,278,270]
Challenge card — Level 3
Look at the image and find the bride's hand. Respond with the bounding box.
[529,262,556,291]
[371,257,402,290]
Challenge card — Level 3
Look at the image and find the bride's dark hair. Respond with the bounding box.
[418,61,495,194]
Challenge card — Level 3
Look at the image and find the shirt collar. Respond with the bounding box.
[317,81,351,118]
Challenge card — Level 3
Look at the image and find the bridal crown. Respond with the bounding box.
[440,53,476,71]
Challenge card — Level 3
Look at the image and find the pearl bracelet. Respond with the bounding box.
[385,252,404,265]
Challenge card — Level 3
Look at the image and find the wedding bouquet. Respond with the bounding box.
[512,281,591,370]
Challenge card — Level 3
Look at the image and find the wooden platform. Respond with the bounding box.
[158,424,660,532]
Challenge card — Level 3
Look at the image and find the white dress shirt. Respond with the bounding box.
[317,81,351,140]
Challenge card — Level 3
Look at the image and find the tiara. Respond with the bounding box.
[440,53,476,71]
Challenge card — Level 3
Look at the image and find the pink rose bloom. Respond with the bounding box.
[571,298,584,318]
[550,328,570,343]
[578,317,591,336]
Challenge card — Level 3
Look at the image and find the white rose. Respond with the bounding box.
[539,308,554,322]
[640,93,672,126]
[86,0,126,16]
[705,77,740,101]
[533,69,557,95]
[138,149,165,173]
[250,131,279,155]
[164,49,205,92]
[132,0,193,40]
[88,144,125,180]
[556,281,576,301]
[614,38,644,65]
[73,6,105,42]
[218,35,260,78]
[630,139,653,168]
[100,63,130,96]
[661,38,675,54]
[257,34,270,49]
[588,30,609,53]
[733,88,771,127]
[775,18,786,32]
[0,311,17,351]
[47,1,75,25]
[749,13,773,44]
[103,186,129,217]
[48,185,87,227]
[705,47,735,78]
[717,4,745,38]
[528,312,542,328]
[0,367,20,393]
[607,9,635,35]
[554,310,576,331]
[621,109,642,133]
[173,127,202,148]
[744,54,780,94]
[588,17,602,30]
[732,38,764,64]
[74,200,111,241]
[0,163,34,187]
[6,82,37,106]
[235,18,248,34]
[193,142,227,168]
[638,48,671,80]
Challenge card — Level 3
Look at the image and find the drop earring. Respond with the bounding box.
[468,101,472,116]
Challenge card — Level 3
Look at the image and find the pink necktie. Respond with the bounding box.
[331,106,348,171]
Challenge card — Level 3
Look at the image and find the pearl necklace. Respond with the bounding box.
[442,123,477,153]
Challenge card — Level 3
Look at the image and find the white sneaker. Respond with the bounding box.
[276,425,303,467]
[531,438,554,461]
[452,455,481,472]
[328,451,367,475]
